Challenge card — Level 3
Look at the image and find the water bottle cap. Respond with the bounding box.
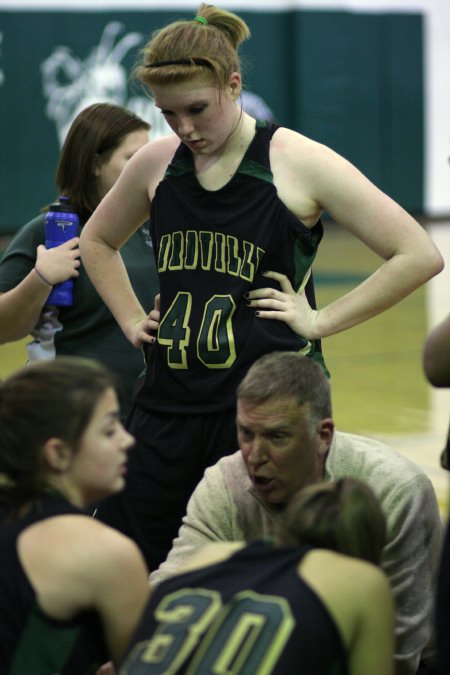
[48,196,77,213]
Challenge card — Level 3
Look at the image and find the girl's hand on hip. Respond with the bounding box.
[245,270,320,339]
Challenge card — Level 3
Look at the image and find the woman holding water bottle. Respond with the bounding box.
[0,103,159,415]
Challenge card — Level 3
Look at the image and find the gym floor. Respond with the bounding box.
[1,219,449,514]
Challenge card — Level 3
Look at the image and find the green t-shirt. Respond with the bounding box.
[0,214,159,416]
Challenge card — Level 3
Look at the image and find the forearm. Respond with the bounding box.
[0,269,51,342]
[80,236,146,342]
[315,251,443,339]
[310,145,443,338]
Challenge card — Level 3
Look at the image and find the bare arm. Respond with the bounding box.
[20,516,150,666]
[348,565,395,675]
[90,529,150,664]
[303,551,395,675]
[247,130,444,339]
[79,138,176,348]
[0,239,80,343]
[423,313,450,387]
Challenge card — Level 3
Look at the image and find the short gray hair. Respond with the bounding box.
[237,352,332,433]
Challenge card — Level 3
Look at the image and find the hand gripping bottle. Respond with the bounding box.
[44,196,79,306]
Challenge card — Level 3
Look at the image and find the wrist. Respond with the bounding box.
[309,309,324,340]
[34,266,53,287]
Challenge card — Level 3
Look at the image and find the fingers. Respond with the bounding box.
[36,240,81,284]
[147,320,159,333]
[38,240,80,260]
[140,332,157,345]
[246,297,288,311]
[243,273,317,338]
[133,318,158,348]
[245,272,295,303]
[61,236,80,251]
[245,287,286,303]
[60,240,81,268]
[251,309,294,321]
[154,293,160,311]
[261,270,295,294]
[148,308,160,322]
[70,262,81,278]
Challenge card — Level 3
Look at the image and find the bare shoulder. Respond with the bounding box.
[269,127,333,225]
[300,549,389,598]
[140,134,179,162]
[271,127,331,163]
[129,134,179,175]
[272,126,315,147]
[127,134,180,197]
[18,514,148,619]
[21,514,145,577]
[74,517,147,576]
[271,127,361,189]
[176,542,245,575]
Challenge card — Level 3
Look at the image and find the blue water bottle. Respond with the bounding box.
[44,196,79,306]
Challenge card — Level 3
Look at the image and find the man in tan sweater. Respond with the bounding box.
[150,352,442,675]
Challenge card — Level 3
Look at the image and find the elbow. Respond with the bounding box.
[432,250,445,276]
[411,248,445,287]
[424,248,445,281]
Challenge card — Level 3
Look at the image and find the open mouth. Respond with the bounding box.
[253,476,274,488]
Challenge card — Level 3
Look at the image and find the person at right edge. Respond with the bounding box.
[423,312,450,675]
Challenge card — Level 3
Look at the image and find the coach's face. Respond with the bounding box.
[237,396,333,506]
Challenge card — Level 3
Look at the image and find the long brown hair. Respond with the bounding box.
[0,357,117,515]
[54,103,150,222]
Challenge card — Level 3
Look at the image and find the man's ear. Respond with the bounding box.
[43,438,72,473]
[317,418,334,460]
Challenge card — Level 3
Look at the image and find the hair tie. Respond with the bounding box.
[34,266,53,287]
[193,16,208,25]
[145,58,213,69]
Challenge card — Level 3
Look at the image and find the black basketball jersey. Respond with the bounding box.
[137,121,327,414]
[120,540,349,675]
[0,493,108,674]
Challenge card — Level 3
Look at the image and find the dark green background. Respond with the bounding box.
[0,9,423,233]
